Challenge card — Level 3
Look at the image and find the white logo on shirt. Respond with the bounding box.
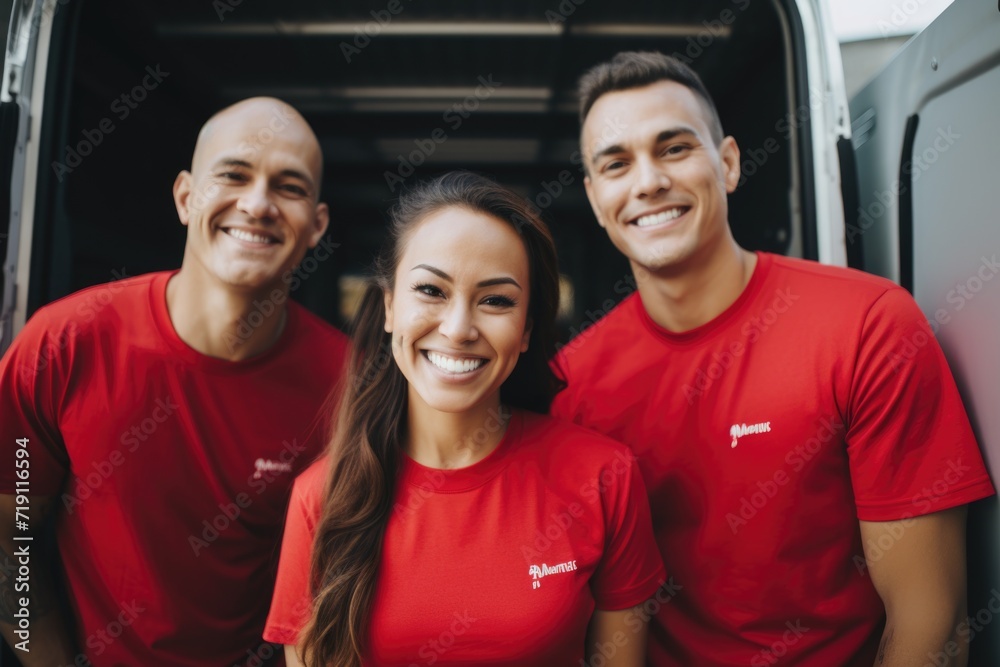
[253,458,293,479]
[528,560,578,589]
[729,421,772,448]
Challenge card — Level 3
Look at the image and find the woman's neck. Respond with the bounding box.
[404,395,511,469]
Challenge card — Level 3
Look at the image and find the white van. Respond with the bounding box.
[1,0,996,664]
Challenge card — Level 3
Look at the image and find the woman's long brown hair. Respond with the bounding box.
[297,171,565,666]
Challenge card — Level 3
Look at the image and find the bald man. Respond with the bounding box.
[0,98,350,666]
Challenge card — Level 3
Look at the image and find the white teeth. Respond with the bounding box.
[427,351,486,374]
[636,208,684,227]
[226,228,274,244]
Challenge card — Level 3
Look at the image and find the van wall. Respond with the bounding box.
[850,1,1000,663]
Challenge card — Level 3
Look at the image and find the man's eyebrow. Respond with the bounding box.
[212,158,253,170]
[278,168,315,189]
[210,158,315,190]
[589,126,700,165]
[654,126,699,143]
[411,265,522,290]
[590,142,626,166]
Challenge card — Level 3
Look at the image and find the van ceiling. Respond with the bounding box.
[37,0,792,332]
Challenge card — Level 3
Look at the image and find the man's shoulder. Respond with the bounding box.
[555,292,644,370]
[24,271,164,334]
[767,253,900,298]
[287,301,350,349]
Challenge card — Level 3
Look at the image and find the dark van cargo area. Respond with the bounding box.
[34,0,802,336]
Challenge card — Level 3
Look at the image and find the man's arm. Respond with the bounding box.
[861,506,969,667]
[0,493,78,666]
[585,606,648,666]
[284,644,305,667]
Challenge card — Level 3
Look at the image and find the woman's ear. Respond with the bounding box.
[383,289,394,333]
[520,317,533,353]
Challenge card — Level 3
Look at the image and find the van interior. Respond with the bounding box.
[30,0,803,335]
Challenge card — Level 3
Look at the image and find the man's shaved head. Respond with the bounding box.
[191,97,324,190]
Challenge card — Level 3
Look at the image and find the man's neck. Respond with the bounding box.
[636,242,758,333]
[165,267,289,361]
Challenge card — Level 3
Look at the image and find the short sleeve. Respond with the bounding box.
[263,463,326,645]
[591,451,666,610]
[548,353,577,423]
[0,310,73,495]
[846,288,994,521]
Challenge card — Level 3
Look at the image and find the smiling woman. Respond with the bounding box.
[263,171,666,666]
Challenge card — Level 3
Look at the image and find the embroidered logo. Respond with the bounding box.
[253,458,293,479]
[729,421,772,448]
[528,560,578,589]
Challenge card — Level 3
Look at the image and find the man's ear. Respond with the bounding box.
[583,175,607,229]
[173,171,193,225]
[308,203,330,248]
[719,136,741,194]
[383,289,394,333]
[520,317,533,353]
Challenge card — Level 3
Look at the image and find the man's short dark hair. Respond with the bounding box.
[577,51,724,145]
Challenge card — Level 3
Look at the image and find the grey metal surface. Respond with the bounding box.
[913,60,1000,667]
[850,1,1000,663]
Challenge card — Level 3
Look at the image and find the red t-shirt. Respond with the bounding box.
[264,410,665,665]
[0,272,350,667]
[551,252,994,666]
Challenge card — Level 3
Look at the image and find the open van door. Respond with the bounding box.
[850,1,1000,664]
[1,0,51,353]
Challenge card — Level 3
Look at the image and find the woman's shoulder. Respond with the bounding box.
[290,455,332,506]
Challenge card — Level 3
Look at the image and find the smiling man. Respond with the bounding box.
[0,98,349,666]
[551,52,994,666]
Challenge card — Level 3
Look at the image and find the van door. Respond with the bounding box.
[1,0,51,352]
[850,1,1000,664]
